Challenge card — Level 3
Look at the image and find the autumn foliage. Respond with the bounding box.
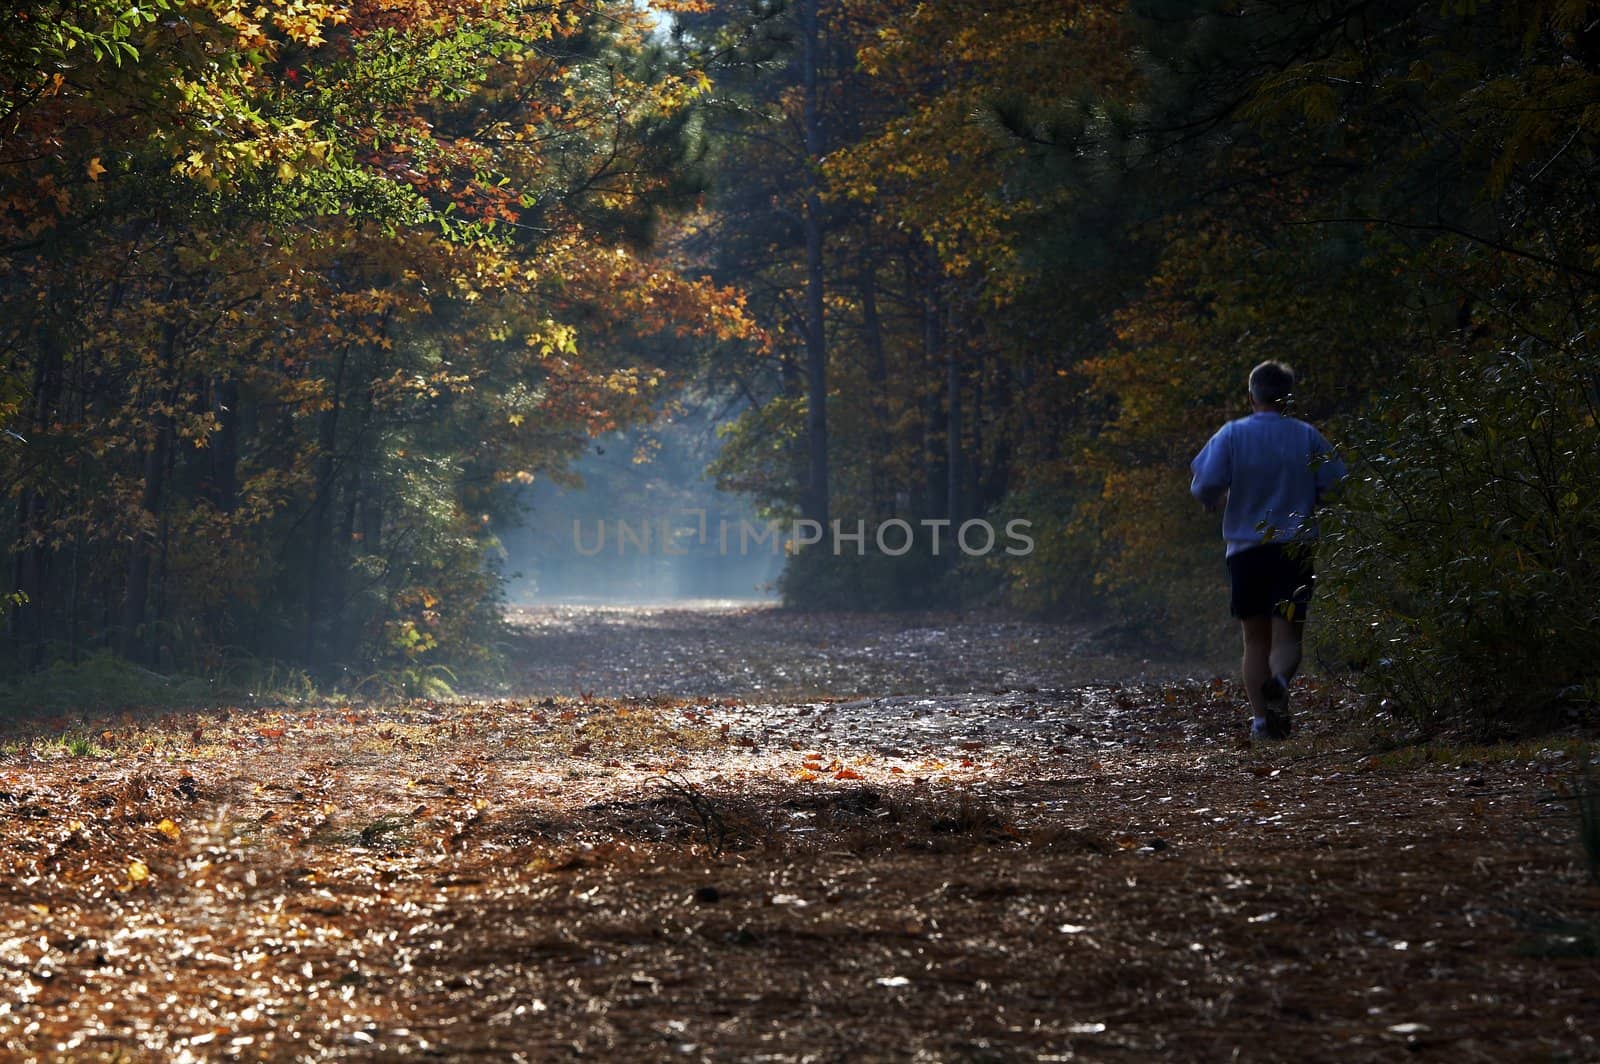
[687,0,1600,727]
[4,0,1598,728]
[1,0,753,683]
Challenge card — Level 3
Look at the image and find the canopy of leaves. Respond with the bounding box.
[0,0,754,682]
[682,0,1600,728]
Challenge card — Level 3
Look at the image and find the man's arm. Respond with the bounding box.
[1190,426,1231,512]
[1311,428,1348,503]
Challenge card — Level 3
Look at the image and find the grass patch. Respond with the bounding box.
[63,732,99,758]
[0,651,214,715]
[356,814,414,849]
[1359,736,1594,772]
[0,649,318,718]
[9,730,113,759]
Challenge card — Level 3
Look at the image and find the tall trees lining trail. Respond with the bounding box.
[3,0,1597,729]
[1,0,753,683]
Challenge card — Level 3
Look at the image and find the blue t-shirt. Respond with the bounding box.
[1190,411,1347,557]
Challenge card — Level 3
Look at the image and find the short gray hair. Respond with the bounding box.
[1248,361,1294,405]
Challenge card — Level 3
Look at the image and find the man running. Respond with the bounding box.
[1190,361,1347,740]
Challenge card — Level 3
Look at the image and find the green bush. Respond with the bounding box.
[992,474,1234,658]
[778,540,976,611]
[991,481,1106,617]
[0,650,213,715]
[1315,345,1600,734]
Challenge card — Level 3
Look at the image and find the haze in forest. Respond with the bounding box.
[501,398,781,606]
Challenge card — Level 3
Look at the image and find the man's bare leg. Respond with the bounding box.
[1268,615,1305,684]
[1241,615,1273,719]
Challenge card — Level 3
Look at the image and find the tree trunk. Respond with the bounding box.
[330,374,375,665]
[800,0,829,527]
[210,377,241,512]
[120,322,177,664]
[946,340,963,527]
[965,331,984,514]
[981,358,1013,512]
[858,248,891,516]
[919,270,949,522]
[120,417,171,664]
[10,292,66,664]
[304,342,350,669]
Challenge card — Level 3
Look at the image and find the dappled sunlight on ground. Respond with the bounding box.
[504,603,1207,701]
[0,608,1595,1059]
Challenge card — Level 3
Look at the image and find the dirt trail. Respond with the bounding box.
[0,606,1596,1061]
[503,602,1205,700]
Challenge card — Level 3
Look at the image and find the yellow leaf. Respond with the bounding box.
[128,859,150,884]
[86,157,106,182]
[155,818,181,842]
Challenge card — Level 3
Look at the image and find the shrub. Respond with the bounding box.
[778,539,972,611]
[1315,343,1600,734]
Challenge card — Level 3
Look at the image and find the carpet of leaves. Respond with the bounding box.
[1,607,1596,1061]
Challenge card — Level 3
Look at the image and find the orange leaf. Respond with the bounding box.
[834,768,863,781]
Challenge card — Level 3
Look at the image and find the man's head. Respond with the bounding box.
[1248,360,1294,409]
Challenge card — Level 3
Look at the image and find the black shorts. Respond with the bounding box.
[1227,543,1315,621]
